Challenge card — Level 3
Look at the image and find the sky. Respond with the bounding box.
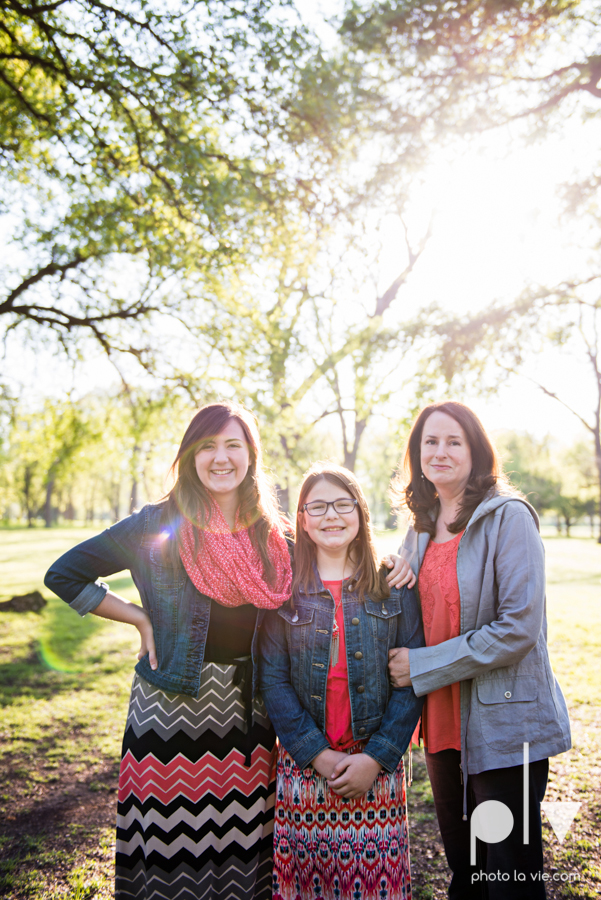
[369,121,600,444]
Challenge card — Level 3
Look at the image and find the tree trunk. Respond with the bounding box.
[24,465,34,528]
[44,477,55,527]
[595,428,601,544]
[555,514,562,536]
[130,478,138,514]
[130,444,140,513]
[276,483,290,516]
[343,419,368,472]
[112,482,121,522]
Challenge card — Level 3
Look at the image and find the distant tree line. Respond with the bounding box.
[496,433,598,537]
[0,388,595,536]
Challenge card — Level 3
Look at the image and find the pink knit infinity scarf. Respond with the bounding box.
[179,500,292,609]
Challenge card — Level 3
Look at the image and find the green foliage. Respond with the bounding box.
[0,389,191,525]
[497,430,597,535]
[0,0,327,359]
[339,0,594,133]
[497,431,562,513]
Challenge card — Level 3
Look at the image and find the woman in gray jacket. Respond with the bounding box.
[387,400,571,900]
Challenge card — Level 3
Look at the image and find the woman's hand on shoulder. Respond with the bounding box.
[383,554,416,589]
[327,754,381,799]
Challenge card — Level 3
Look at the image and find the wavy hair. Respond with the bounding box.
[293,462,389,602]
[161,401,285,584]
[390,401,506,537]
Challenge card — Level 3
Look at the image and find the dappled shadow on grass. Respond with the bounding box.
[38,596,107,672]
[0,640,129,705]
[0,758,118,899]
[0,592,138,705]
[407,749,449,900]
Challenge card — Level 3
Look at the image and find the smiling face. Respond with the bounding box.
[194,418,250,505]
[301,478,360,554]
[420,410,473,498]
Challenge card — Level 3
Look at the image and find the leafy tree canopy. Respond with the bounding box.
[339,0,599,129]
[0,0,337,358]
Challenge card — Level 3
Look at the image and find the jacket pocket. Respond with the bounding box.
[476,677,541,751]
[364,596,401,643]
[278,606,314,626]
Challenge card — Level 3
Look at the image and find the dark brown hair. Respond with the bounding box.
[293,462,389,601]
[161,401,285,583]
[390,400,505,537]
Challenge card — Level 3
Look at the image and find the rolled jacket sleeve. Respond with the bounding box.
[44,509,146,616]
[409,504,545,697]
[69,580,111,617]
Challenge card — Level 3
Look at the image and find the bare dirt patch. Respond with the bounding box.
[0,758,118,899]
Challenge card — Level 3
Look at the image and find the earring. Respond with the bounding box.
[420,471,425,480]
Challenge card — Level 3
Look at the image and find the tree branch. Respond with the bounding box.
[1,256,87,312]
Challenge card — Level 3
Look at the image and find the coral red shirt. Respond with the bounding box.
[418,532,464,752]
[323,580,355,750]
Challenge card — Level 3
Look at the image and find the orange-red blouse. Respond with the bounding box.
[323,580,355,750]
[418,532,464,753]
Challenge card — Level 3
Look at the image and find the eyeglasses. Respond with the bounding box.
[301,498,359,516]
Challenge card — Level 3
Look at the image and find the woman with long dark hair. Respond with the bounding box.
[387,400,571,899]
[45,401,292,900]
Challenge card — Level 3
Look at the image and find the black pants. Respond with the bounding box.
[425,748,549,900]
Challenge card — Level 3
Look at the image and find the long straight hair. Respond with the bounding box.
[390,400,505,536]
[161,401,285,583]
[293,463,389,601]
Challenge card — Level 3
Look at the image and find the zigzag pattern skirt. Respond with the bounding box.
[115,666,277,900]
[273,743,411,900]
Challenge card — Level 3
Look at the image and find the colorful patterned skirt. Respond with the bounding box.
[273,743,411,900]
[115,665,277,900]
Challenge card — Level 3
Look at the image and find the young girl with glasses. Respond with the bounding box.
[259,463,424,900]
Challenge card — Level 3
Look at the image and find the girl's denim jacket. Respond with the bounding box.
[44,503,268,699]
[259,572,424,773]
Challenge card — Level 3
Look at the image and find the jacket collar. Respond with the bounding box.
[296,562,357,596]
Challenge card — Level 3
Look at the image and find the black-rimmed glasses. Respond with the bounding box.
[301,498,358,517]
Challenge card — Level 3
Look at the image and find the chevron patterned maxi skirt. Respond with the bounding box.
[115,665,277,900]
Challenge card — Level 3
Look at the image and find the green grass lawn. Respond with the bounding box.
[0,527,599,898]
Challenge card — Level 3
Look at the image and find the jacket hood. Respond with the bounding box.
[466,488,540,533]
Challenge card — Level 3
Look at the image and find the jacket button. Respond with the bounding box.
[354,651,363,660]
[351,617,360,625]
[357,685,365,693]
[504,691,512,699]
[358,727,366,735]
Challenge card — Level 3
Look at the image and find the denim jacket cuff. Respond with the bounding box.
[69,581,109,617]
[291,730,330,772]
[363,736,402,774]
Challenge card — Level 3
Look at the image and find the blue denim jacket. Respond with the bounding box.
[259,573,424,773]
[44,503,268,698]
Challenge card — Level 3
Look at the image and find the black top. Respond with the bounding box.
[203,599,258,661]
